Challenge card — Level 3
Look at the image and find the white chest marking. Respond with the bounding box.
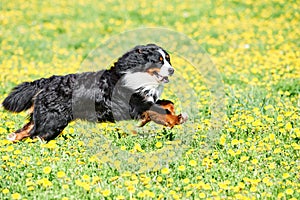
[122,72,163,102]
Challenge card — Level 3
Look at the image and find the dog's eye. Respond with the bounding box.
[159,56,163,62]
[165,54,170,61]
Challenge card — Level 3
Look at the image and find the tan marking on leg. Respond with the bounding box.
[27,105,34,114]
[7,122,34,142]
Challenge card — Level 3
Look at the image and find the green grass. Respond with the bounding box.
[0,0,299,199]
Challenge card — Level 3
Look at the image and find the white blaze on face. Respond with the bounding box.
[157,49,174,77]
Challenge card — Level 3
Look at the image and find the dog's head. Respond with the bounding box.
[115,44,174,84]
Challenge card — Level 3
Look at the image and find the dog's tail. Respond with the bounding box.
[2,81,41,112]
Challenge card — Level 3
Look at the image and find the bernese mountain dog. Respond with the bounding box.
[2,44,187,142]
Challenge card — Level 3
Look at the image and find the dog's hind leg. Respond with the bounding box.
[26,89,73,142]
[7,120,34,142]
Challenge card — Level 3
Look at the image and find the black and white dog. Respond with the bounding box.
[2,44,187,142]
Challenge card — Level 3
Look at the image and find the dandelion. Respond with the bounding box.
[57,171,66,178]
[161,167,170,175]
[2,155,9,161]
[199,192,206,198]
[182,178,190,184]
[239,156,249,163]
[231,139,239,145]
[43,166,52,174]
[82,174,90,181]
[189,160,197,167]
[178,165,186,171]
[101,189,111,197]
[62,184,69,189]
[250,186,257,192]
[2,188,9,194]
[269,133,276,140]
[155,141,163,148]
[251,159,258,165]
[13,150,21,155]
[277,193,284,198]
[116,195,126,200]
[156,176,163,182]
[282,173,290,179]
[27,186,34,191]
[219,134,226,145]
[268,162,276,169]
[11,193,21,200]
[285,188,294,195]
[127,185,136,193]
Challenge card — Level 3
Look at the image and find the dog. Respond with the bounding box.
[2,44,187,142]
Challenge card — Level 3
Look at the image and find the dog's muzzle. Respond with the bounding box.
[153,67,174,83]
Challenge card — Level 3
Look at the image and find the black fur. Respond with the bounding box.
[2,44,174,141]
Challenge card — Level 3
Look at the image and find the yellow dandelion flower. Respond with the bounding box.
[57,171,66,178]
[199,192,206,198]
[250,186,257,192]
[13,149,22,155]
[251,159,258,165]
[155,141,163,148]
[82,174,90,181]
[203,183,211,190]
[120,145,126,150]
[285,188,294,195]
[282,173,290,179]
[245,116,254,123]
[161,167,170,175]
[273,147,281,153]
[43,166,52,174]
[137,191,145,198]
[27,186,34,191]
[268,162,276,169]
[6,145,14,152]
[2,155,9,161]
[11,193,21,200]
[269,133,276,140]
[285,122,292,131]
[101,189,111,197]
[2,188,9,194]
[219,134,226,145]
[239,156,249,163]
[264,105,274,110]
[189,159,197,167]
[116,195,126,200]
[157,176,163,182]
[127,185,136,193]
[62,184,69,189]
[183,178,190,184]
[178,165,186,171]
[277,115,283,122]
[231,139,239,145]
[277,193,284,198]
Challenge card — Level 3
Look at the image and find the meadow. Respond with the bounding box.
[0,0,299,199]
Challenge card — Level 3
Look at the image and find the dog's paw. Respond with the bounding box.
[7,133,17,142]
[178,113,188,124]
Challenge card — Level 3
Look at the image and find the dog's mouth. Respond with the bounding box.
[153,72,169,83]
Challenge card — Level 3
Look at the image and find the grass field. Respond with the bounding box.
[1,0,299,199]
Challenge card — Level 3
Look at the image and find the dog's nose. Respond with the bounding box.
[168,68,174,75]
